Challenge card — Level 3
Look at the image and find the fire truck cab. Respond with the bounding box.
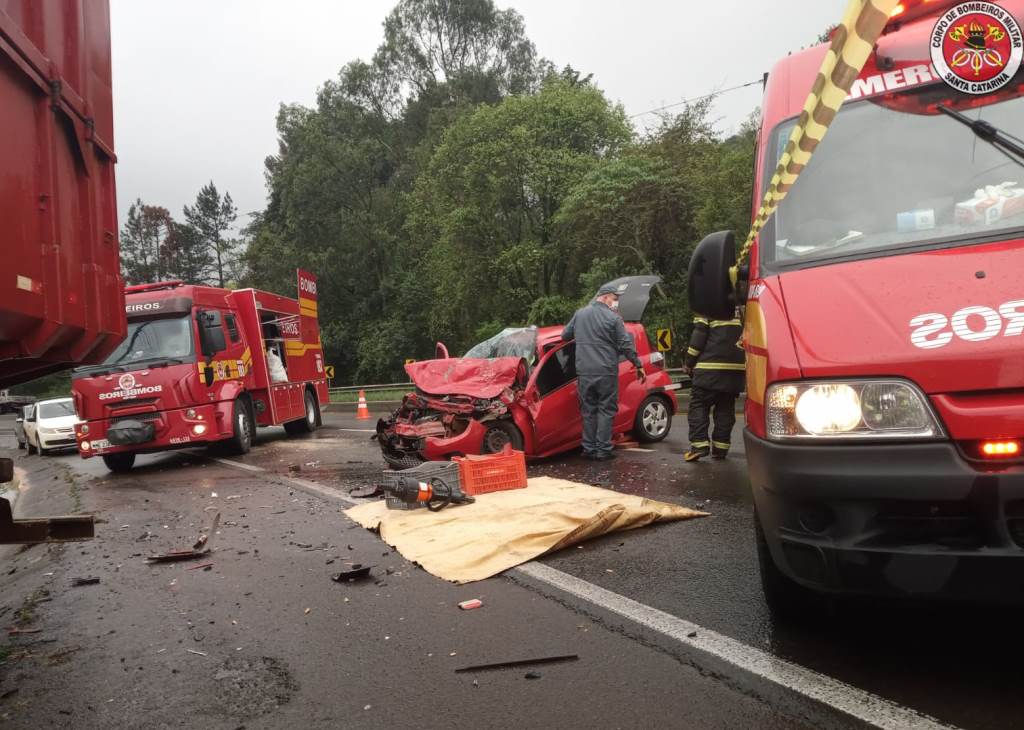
[72,270,329,471]
[690,0,1024,611]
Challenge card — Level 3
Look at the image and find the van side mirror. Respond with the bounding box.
[688,230,739,320]
[197,310,227,359]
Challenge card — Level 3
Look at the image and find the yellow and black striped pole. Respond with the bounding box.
[737,0,901,267]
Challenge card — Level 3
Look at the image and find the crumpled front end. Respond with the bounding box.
[376,388,517,469]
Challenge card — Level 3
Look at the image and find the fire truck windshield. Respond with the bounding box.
[761,80,1024,269]
[75,316,195,375]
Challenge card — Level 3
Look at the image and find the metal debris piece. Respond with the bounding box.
[7,628,42,636]
[192,513,221,550]
[185,562,215,571]
[147,549,209,563]
[332,564,373,582]
[454,654,579,674]
[186,649,208,657]
[72,577,100,587]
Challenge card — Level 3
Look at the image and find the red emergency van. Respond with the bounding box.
[71,271,329,471]
[690,0,1024,611]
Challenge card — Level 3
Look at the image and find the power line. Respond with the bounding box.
[629,78,763,119]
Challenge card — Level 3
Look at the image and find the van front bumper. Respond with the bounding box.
[745,431,1024,602]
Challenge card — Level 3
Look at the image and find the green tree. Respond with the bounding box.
[408,77,631,351]
[183,182,238,287]
[119,199,175,284]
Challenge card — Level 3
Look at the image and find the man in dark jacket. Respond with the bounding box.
[683,310,745,461]
[562,284,646,460]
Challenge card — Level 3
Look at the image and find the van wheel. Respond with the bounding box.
[102,453,136,473]
[755,508,820,620]
[285,391,319,436]
[17,437,25,450]
[633,395,672,442]
[225,398,254,455]
[27,439,36,455]
[482,420,524,454]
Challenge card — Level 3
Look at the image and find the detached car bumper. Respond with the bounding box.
[746,431,1024,602]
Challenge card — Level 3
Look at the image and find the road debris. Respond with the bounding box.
[7,628,42,636]
[524,672,542,680]
[186,649,208,657]
[147,513,220,563]
[454,654,579,674]
[185,562,215,571]
[349,484,383,498]
[458,599,483,611]
[332,564,373,582]
[71,577,100,586]
[304,608,311,615]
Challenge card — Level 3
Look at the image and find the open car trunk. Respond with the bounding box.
[600,275,661,322]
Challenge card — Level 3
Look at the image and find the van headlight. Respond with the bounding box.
[766,380,943,440]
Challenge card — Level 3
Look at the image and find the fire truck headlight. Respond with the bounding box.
[192,423,207,436]
[766,380,943,441]
[80,441,91,451]
[186,408,197,419]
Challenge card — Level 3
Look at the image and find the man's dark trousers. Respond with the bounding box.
[687,385,736,455]
[578,374,618,456]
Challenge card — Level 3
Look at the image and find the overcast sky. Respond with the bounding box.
[110,0,845,230]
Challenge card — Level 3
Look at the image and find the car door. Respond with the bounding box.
[524,341,582,455]
[23,404,37,446]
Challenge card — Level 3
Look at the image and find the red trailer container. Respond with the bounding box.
[0,0,124,387]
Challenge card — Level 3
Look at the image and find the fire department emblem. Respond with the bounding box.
[931,3,1022,95]
[118,373,137,391]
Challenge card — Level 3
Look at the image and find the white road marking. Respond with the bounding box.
[208,451,953,729]
[513,562,953,730]
[211,457,357,506]
[209,457,265,473]
[333,428,376,433]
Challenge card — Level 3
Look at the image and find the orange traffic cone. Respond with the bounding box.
[356,390,371,420]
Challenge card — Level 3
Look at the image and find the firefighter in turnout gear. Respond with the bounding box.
[683,310,745,461]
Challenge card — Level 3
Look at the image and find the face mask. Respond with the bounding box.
[609,300,619,311]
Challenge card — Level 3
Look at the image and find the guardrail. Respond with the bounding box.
[328,369,692,399]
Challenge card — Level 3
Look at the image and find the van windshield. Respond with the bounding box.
[75,316,195,375]
[761,79,1024,268]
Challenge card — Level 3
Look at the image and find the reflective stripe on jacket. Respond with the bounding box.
[684,314,745,393]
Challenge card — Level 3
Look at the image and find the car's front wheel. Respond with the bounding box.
[633,395,672,442]
[482,419,524,454]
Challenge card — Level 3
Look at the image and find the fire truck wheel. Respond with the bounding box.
[226,397,254,455]
[102,452,136,472]
[284,390,319,436]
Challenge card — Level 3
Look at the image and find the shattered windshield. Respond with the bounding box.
[464,327,538,361]
[761,78,1024,268]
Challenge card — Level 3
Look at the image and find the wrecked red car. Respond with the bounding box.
[377,276,680,468]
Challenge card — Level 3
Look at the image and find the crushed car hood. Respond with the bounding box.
[405,357,526,399]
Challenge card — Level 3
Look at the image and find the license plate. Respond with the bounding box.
[91,438,111,450]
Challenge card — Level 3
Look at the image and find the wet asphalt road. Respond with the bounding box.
[3,407,1023,729]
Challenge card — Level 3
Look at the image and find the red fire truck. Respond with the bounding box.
[71,271,329,471]
[690,0,1024,610]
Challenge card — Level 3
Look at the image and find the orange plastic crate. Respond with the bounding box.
[455,445,527,496]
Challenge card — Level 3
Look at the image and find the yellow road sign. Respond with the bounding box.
[324,365,335,379]
[656,329,672,352]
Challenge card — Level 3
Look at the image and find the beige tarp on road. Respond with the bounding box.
[345,476,708,583]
